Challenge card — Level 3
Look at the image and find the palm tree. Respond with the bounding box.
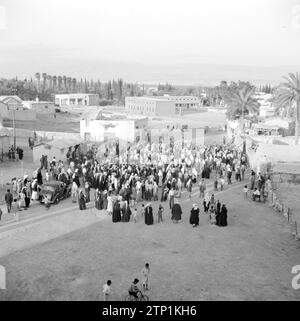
[276,72,300,145]
[47,75,52,90]
[72,78,77,92]
[42,73,47,90]
[63,75,67,91]
[35,72,41,92]
[225,86,259,124]
[52,75,57,90]
[225,85,259,153]
[67,77,72,92]
[58,76,62,91]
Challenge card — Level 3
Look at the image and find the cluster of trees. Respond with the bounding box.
[274,72,300,144]
[157,82,174,92]
[209,74,300,145]
[259,83,273,93]
[0,74,146,103]
[1,71,299,144]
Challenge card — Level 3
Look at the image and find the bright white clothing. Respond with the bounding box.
[103,284,111,295]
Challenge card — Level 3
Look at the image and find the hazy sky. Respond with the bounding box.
[0,0,300,79]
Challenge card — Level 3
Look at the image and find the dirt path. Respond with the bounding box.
[0,181,299,301]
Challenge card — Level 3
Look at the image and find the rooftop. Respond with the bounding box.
[55,93,99,97]
[0,95,23,104]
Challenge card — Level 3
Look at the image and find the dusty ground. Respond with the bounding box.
[0,178,299,301]
[3,112,80,133]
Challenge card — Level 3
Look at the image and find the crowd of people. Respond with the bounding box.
[1,140,251,227]
[7,145,24,161]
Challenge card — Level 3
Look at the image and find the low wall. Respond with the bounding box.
[35,131,81,141]
[244,133,299,241]
[266,177,299,241]
[4,127,81,141]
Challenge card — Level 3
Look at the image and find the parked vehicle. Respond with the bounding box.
[39,181,71,205]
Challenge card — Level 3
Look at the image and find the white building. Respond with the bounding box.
[125,97,175,116]
[259,105,276,118]
[254,92,276,118]
[80,110,148,143]
[0,95,23,105]
[55,94,99,107]
[161,95,200,110]
[125,96,200,116]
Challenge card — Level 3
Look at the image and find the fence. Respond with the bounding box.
[267,178,299,241]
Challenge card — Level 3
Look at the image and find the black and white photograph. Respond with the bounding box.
[0,0,300,307]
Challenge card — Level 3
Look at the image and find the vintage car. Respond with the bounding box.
[39,181,71,204]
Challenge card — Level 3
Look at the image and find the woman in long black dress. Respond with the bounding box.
[216,200,221,226]
[203,192,210,213]
[189,204,200,227]
[123,201,132,222]
[78,190,86,210]
[102,190,108,210]
[112,200,121,223]
[220,204,228,227]
[171,199,182,223]
[145,203,154,225]
[95,189,101,210]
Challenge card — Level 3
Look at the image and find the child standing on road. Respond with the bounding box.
[103,280,112,301]
[133,208,138,223]
[141,263,150,291]
[157,204,164,223]
[243,185,248,199]
[219,176,225,191]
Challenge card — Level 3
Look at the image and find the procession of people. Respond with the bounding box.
[0,139,254,228]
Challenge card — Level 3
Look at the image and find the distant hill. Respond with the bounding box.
[0,48,299,86]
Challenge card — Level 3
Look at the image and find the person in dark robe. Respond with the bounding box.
[123,201,132,222]
[78,190,86,210]
[112,200,121,223]
[73,172,81,188]
[216,200,221,219]
[203,192,210,213]
[99,191,104,209]
[144,203,154,225]
[171,199,182,223]
[102,190,108,210]
[220,204,228,227]
[24,188,31,208]
[250,170,256,190]
[95,189,101,210]
[84,181,90,203]
[189,204,200,227]
[37,168,43,186]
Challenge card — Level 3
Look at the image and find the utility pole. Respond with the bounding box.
[8,104,17,152]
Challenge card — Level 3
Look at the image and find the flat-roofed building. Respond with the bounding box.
[161,95,200,110]
[125,96,200,116]
[80,109,148,143]
[125,97,176,116]
[55,93,99,107]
